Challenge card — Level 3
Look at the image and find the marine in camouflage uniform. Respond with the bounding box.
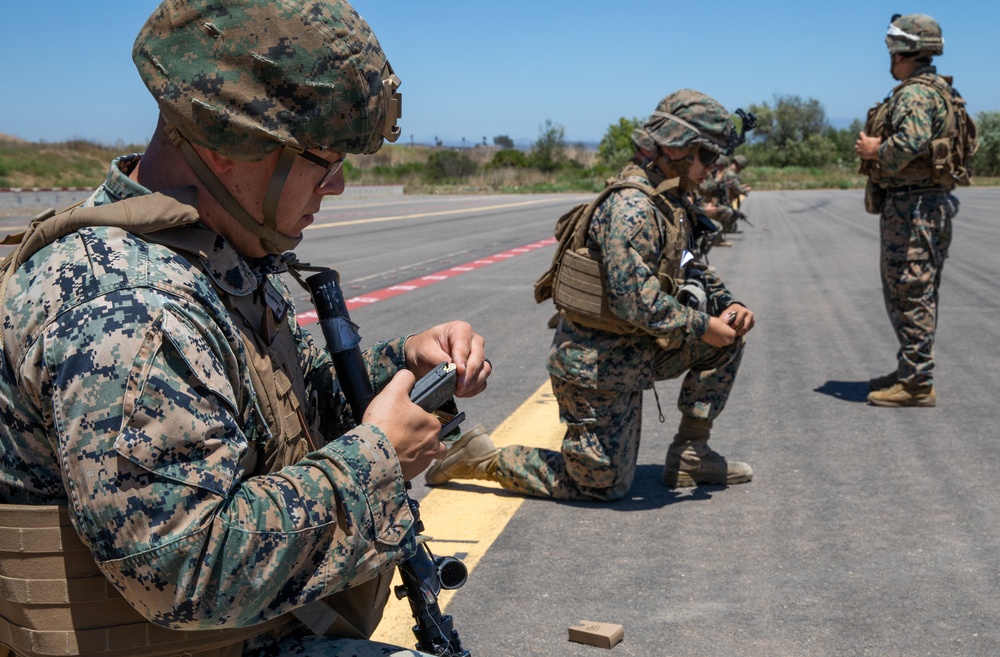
[695,156,737,248]
[424,91,757,501]
[856,13,964,407]
[0,2,489,656]
[720,155,751,209]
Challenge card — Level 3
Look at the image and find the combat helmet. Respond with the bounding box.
[885,14,944,56]
[733,154,748,168]
[643,90,735,156]
[133,0,402,253]
[631,127,657,154]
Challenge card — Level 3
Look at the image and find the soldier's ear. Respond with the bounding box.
[192,144,237,176]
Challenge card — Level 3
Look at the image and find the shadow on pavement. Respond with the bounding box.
[814,379,870,403]
[432,465,725,511]
[554,465,725,512]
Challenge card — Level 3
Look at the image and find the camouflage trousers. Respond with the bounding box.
[492,337,745,501]
[879,189,957,387]
[716,205,738,233]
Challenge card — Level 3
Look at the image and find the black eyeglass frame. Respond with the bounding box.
[297,150,346,188]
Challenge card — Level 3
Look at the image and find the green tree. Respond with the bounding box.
[748,94,828,149]
[493,135,515,149]
[598,116,642,171]
[743,94,843,167]
[972,111,1000,176]
[528,119,566,172]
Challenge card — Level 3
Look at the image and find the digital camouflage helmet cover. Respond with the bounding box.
[643,89,735,155]
[133,0,401,159]
[886,14,944,56]
[132,0,402,253]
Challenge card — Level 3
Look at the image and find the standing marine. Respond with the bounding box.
[856,13,978,407]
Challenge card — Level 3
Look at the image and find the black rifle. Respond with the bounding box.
[733,208,754,228]
[306,269,471,657]
[691,209,719,263]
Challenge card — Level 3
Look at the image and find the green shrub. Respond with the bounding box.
[528,120,566,172]
[489,148,528,168]
[425,150,477,181]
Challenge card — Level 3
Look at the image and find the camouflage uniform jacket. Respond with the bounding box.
[0,154,416,629]
[876,65,951,188]
[696,176,721,206]
[720,169,749,200]
[547,164,737,391]
[697,176,718,199]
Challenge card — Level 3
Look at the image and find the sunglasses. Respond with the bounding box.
[297,150,346,188]
[697,148,721,167]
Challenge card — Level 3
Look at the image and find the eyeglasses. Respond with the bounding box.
[697,148,721,167]
[297,150,345,188]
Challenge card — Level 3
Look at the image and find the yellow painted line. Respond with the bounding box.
[370,378,564,648]
[305,198,570,230]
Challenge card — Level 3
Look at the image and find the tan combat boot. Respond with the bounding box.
[867,382,936,407]
[867,371,898,390]
[424,424,500,486]
[662,417,752,488]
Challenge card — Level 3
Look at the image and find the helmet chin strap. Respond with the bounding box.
[165,123,302,254]
[654,152,699,192]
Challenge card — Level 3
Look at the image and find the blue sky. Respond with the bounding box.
[2,1,997,148]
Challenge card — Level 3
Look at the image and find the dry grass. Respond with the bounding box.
[2,138,994,192]
[0,140,144,188]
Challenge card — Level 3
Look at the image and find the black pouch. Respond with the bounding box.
[864,179,887,215]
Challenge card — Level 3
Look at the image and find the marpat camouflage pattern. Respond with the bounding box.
[0,155,427,654]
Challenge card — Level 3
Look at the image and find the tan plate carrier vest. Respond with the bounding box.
[550,172,688,350]
[0,190,391,657]
[859,73,976,193]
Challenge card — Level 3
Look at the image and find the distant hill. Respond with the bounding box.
[0,132,29,144]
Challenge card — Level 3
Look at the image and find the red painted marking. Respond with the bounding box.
[0,187,92,193]
[297,237,556,326]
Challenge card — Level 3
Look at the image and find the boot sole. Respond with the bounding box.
[867,397,936,408]
[663,471,753,488]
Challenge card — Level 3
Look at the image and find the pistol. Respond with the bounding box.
[411,362,466,440]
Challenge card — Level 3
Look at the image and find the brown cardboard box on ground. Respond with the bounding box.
[567,620,624,649]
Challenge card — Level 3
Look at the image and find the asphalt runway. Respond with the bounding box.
[291,188,1000,657]
[4,187,999,656]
